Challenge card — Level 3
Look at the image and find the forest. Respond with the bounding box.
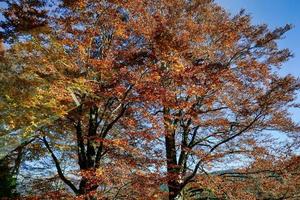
[0,0,300,199]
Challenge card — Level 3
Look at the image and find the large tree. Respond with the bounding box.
[0,0,299,199]
[140,3,300,199]
[1,0,161,198]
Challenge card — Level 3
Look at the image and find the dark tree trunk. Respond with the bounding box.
[78,177,98,200]
[167,181,182,200]
[86,106,98,168]
[168,187,181,200]
[164,108,181,200]
[76,106,101,197]
[78,177,88,195]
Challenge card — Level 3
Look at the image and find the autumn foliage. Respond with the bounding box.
[0,0,299,199]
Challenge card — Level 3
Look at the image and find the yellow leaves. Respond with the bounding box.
[115,24,127,38]
[77,0,87,9]
[69,77,93,95]
[109,139,131,152]
[173,61,185,73]
[78,45,87,58]
[113,139,127,147]
[164,118,178,132]
[162,55,186,74]
[8,119,15,129]
[30,120,38,129]
[4,94,12,101]
[96,168,104,177]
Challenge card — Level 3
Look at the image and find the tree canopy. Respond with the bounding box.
[0,0,299,199]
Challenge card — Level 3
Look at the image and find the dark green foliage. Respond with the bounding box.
[0,158,17,198]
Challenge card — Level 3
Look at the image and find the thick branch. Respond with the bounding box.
[183,112,262,187]
[95,103,128,167]
[209,113,261,154]
[86,105,99,168]
[76,120,87,169]
[43,137,79,194]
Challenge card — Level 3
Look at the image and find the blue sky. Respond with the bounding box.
[216,0,300,122]
[216,0,300,76]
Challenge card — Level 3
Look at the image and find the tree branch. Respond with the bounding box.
[42,136,79,194]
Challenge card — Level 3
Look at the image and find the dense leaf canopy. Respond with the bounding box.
[0,0,299,199]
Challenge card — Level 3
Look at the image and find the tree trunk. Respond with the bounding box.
[78,177,88,195]
[78,177,98,200]
[164,108,181,200]
[168,182,181,200]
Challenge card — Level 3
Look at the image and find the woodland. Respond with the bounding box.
[0,0,300,199]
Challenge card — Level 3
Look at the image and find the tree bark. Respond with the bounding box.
[168,188,181,200]
[164,108,181,200]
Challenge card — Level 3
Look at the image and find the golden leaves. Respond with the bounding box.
[172,61,185,74]
[0,1,298,199]
[115,24,128,38]
[63,0,87,9]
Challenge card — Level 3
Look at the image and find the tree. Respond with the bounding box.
[119,1,298,199]
[2,0,161,198]
[0,0,299,199]
[0,0,48,41]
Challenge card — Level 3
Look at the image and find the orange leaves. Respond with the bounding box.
[172,60,185,74]
[1,1,299,199]
[150,71,161,82]
[123,118,136,128]
[63,0,87,9]
[114,85,127,96]
[115,23,128,38]
[95,138,129,151]
[187,85,206,97]
[128,130,155,141]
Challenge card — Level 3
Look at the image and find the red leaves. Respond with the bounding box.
[1,0,48,36]
[1,0,299,199]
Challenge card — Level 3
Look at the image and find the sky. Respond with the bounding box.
[215,0,300,122]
